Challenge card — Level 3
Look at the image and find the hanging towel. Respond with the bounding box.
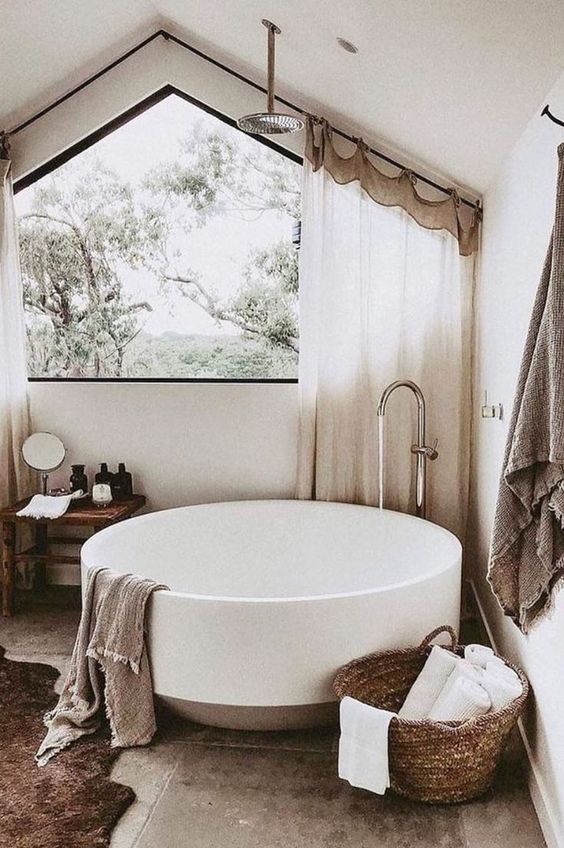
[17,490,84,520]
[464,643,495,668]
[36,566,167,766]
[398,645,460,720]
[338,696,396,794]
[489,144,564,632]
[428,671,491,722]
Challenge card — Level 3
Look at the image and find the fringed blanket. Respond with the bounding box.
[36,567,166,766]
[489,142,564,633]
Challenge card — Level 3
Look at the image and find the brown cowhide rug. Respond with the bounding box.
[0,646,135,848]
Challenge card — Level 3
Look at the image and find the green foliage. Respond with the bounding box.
[244,239,299,296]
[145,124,301,221]
[19,156,153,376]
[123,332,296,379]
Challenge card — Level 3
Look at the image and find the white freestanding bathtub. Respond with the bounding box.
[81,500,461,730]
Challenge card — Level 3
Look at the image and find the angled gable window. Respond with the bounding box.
[14,89,301,381]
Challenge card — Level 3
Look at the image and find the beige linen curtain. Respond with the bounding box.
[296,122,478,538]
[0,151,32,509]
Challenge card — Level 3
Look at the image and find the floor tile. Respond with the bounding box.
[459,753,546,848]
[0,603,79,656]
[136,745,466,848]
[110,742,182,848]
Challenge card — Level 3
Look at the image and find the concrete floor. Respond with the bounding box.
[0,591,547,848]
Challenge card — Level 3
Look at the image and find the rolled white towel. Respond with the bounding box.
[480,663,523,710]
[456,659,484,683]
[338,696,396,794]
[486,658,521,685]
[486,655,506,670]
[428,672,491,722]
[398,646,460,720]
[464,644,495,668]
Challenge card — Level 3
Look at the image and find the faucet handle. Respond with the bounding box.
[427,438,439,461]
[411,438,439,459]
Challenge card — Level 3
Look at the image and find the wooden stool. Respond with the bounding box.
[0,494,146,616]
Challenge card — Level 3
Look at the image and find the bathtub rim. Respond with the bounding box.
[81,499,462,605]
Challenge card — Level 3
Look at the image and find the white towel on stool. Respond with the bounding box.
[16,490,84,520]
[338,696,396,794]
[481,662,523,710]
[398,646,460,720]
[464,644,495,668]
[428,671,491,722]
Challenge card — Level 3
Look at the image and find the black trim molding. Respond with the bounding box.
[28,377,298,385]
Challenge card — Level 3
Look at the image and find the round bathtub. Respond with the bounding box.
[81,500,461,730]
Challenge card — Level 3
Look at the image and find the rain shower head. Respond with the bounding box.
[237,111,304,135]
[238,20,305,136]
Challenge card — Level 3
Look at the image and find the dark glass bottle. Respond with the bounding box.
[95,463,113,485]
[70,464,88,493]
[112,462,133,499]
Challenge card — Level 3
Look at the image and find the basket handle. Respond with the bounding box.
[418,625,458,651]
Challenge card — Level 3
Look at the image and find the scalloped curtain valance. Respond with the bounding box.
[305,119,481,257]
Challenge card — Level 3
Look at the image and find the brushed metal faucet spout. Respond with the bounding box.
[377,380,438,519]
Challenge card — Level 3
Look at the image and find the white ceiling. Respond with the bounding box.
[2,0,564,192]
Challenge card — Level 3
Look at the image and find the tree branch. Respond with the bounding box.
[102,327,143,361]
[163,272,299,353]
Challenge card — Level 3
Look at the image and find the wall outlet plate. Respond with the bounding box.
[481,391,503,420]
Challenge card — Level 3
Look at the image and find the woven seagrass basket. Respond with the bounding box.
[333,625,529,804]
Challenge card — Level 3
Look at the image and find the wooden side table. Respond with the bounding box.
[0,494,146,616]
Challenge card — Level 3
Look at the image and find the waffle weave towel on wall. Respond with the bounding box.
[489,142,564,632]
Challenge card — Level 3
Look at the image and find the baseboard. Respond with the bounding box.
[470,580,561,848]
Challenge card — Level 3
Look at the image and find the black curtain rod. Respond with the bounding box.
[4,28,479,211]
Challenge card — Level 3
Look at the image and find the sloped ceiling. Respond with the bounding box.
[1,0,564,192]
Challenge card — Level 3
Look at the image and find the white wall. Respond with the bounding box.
[468,71,564,848]
[29,382,298,510]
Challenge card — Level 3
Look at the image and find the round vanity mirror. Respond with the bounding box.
[22,432,66,494]
[22,432,66,472]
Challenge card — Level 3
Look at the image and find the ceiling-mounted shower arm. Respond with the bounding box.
[541,105,564,128]
[237,20,304,135]
[263,20,280,115]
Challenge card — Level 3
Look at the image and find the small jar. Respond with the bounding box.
[92,483,113,508]
[70,464,88,493]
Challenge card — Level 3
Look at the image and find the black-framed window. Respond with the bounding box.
[14,86,301,383]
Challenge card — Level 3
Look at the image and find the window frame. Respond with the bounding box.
[15,84,301,385]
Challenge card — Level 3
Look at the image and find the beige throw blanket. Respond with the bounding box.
[36,567,166,766]
[489,143,564,633]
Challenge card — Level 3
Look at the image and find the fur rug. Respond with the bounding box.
[0,646,135,848]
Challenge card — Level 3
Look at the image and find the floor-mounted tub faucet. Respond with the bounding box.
[376,380,439,519]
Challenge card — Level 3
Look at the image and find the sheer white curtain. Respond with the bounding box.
[0,155,32,508]
[296,158,475,538]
